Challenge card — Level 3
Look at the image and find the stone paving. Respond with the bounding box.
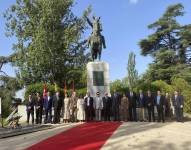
[0,121,191,150]
[101,121,191,150]
[0,123,80,150]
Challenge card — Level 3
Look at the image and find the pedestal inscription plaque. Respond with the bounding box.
[87,61,110,97]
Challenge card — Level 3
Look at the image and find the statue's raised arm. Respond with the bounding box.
[85,16,93,28]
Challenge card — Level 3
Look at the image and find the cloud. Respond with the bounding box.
[129,0,139,4]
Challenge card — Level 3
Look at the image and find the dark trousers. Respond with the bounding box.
[36,108,42,124]
[45,109,52,123]
[165,104,171,117]
[157,105,165,122]
[147,106,155,122]
[54,107,61,123]
[175,107,183,122]
[103,108,111,121]
[129,106,137,121]
[113,107,120,121]
[86,107,94,121]
[27,110,34,124]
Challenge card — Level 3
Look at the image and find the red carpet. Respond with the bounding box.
[26,122,121,150]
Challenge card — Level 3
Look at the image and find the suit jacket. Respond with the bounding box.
[26,99,35,112]
[84,96,94,109]
[137,94,146,108]
[35,97,43,110]
[102,96,112,110]
[111,93,121,110]
[146,95,155,107]
[94,97,103,110]
[43,96,53,110]
[172,95,184,108]
[155,95,165,108]
[127,92,137,108]
[53,95,63,109]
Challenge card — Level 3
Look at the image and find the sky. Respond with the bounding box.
[1,0,191,81]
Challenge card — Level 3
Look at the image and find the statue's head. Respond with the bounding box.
[92,16,99,24]
[92,15,101,34]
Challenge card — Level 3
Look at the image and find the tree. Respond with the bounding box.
[110,80,128,95]
[0,76,21,117]
[4,0,91,87]
[127,52,138,89]
[139,3,191,84]
[171,78,191,113]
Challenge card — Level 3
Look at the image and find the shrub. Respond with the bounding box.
[171,78,191,113]
[134,79,158,94]
[151,80,173,95]
[110,80,128,95]
[76,88,87,97]
[24,83,63,102]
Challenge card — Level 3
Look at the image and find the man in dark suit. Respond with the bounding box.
[112,90,121,121]
[35,92,43,124]
[172,90,184,122]
[127,89,137,122]
[53,91,63,124]
[26,94,35,125]
[146,90,155,122]
[137,90,146,121]
[84,92,94,121]
[102,92,112,121]
[155,90,165,123]
[43,91,53,123]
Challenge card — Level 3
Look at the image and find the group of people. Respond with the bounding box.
[26,89,184,125]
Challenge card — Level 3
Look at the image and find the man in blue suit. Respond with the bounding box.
[172,90,184,122]
[43,91,53,123]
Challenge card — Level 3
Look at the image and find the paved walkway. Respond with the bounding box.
[0,122,191,150]
[0,123,80,150]
[102,122,191,150]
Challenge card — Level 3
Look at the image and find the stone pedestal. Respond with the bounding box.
[87,61,110,97]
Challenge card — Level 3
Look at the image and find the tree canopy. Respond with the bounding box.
[139,3,191,84]
[127,52,138,89]
[4,0,91,87]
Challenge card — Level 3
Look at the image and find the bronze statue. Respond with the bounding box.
[86,15,106,61]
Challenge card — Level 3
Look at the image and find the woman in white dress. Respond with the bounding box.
[63,93,71,123]
[77,95,86,122]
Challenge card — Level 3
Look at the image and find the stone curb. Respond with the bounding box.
[0,122,80,139]
[0,125,54,139]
